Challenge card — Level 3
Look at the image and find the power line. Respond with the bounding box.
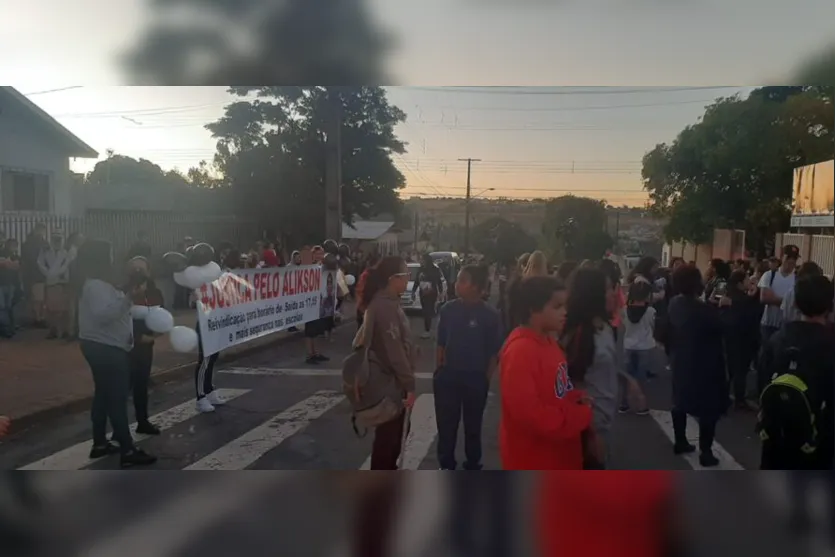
[23,86,84,96]
[51,102,230,119]
[401,86,741,96]
[409,98,725,113]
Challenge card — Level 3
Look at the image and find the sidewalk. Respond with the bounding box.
[0,302,356,426]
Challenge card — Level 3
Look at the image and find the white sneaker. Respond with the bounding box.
[206,391,225,406]
[420,331,431,339]
[196,398,215,413]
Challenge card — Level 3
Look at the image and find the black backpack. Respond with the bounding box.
[756,347,820,455]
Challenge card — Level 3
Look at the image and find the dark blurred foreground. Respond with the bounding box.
[0,471,832,557]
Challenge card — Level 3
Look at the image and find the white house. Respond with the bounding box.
[342,220,399,255]
[0,86,98,216]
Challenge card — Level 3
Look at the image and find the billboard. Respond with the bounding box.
[791,160,834,228]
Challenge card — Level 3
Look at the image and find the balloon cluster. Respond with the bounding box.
[157,242,225,353]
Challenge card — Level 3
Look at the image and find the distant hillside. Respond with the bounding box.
[402,197,666,254]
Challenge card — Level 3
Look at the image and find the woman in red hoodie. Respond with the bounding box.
[500,275,594,470]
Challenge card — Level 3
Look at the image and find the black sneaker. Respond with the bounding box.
[618,405,629,414]
[314,354,330,362]
[634,408,650,416]
[673,441,696,455]
[120,448,157,468]
[305,356,319,365]
[136,422,161,435]
[89,442,119,459]
[699,452,719,467]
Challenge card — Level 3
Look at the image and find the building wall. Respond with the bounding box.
[0,100,74,215]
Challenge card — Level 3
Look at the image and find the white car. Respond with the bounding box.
[401,263,448,312]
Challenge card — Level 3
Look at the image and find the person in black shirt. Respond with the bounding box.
[412,254,444,339]
[0,238,22,337]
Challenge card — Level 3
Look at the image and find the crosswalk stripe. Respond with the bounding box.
[18,388,251,471]
[649,410,745,470]
[359,394,438,470]
[221,367,435,380]
[82,474,294,557]
[185,391,346,470]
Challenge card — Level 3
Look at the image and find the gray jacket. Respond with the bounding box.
[584,324,621,442]
[78,279,134,352]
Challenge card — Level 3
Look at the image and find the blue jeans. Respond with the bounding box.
[620,349,652,407]
[433,368,489,470]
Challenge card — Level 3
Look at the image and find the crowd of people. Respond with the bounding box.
[349,245,833,473]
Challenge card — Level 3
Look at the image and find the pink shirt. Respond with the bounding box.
[610,288,626,328]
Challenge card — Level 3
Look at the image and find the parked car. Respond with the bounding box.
[401,263,448,313]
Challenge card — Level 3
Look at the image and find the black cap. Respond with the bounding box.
[782,244,800,259]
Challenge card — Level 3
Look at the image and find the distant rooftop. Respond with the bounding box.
[342,220,395,240]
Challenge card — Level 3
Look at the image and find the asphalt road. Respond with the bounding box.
[1,311,829,557]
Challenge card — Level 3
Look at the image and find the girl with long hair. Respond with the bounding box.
[523,250,548,277]
[500,275,593,469]
[561,267,621,469]
[358,255,416,469]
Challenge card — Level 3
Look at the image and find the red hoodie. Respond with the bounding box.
[538,471,675,557]
[499,327,592,470]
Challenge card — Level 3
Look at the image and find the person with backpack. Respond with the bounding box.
[345,256,416,470]
[756,244,799,393]
[434,265,502,471]
[758,274,834,470]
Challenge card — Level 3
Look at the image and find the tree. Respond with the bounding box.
[121,0,391,85]
[541,196,613,262]
[199,86,407,246]
[642,86,833,255]
[86,154,190,188]
[471,217,537,264]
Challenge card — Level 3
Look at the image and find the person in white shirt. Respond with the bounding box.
[619,280,655,415]
[757,244,798,393]
[37,234,71,339]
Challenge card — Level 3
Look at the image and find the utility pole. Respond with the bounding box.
[413,210,419,247]
[458,157,481,258]
[324,87,343,241]
[614,211,621,253]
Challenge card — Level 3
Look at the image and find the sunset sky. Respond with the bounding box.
[6,0,833,208]
[19,85,755,207]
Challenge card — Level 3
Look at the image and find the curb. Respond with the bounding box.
[9,316,357,435]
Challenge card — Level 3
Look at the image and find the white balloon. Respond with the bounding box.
[169,326,199,353]
[345,274,356,286]
[199,261,223,283]
[145,307,175,334]
[130,305,150,320]
[174,266,207,290]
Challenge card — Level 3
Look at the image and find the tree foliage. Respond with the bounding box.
[471,216,537,264]
[200,86,407,246]
[86,154,190,188]
[642,86,833,253]
[541,195,613,262]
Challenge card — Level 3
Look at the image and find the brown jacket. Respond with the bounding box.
[364,291,416,393]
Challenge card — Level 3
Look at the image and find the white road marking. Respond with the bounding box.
[359,394,437,470]
[18,389,251,471]
[186,391,345,470]
[649,410,745,470]
[82,474,293,557]
[221,367,435,380]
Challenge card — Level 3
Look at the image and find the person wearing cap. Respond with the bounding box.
[756,244,799,393]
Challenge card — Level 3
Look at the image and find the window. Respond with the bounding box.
[0,170,50,212]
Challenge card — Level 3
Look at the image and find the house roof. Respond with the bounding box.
[342,220,395,240]
[1,87,98,158]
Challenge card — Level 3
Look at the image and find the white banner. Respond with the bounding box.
[196,265,337,356]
